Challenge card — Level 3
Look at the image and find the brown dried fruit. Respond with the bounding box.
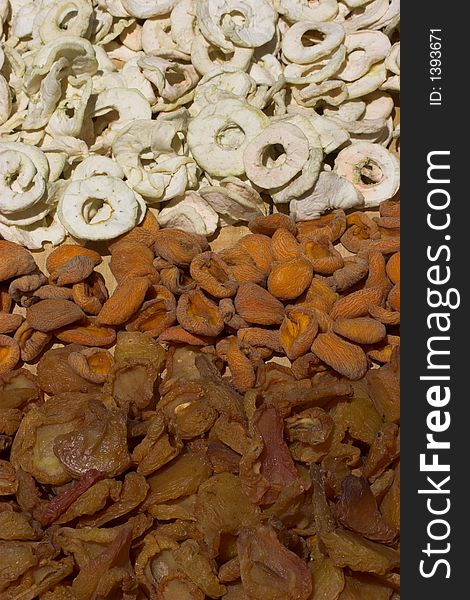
[37,345,101,395]
[330,287,383,319]
[0,335,21,374]
[248,213,297,236]
[286,407,334,445]
[271,228,301,261]
[0,313,24,334]
[238,524,312,600]
[268,257,314,301]
[34,285,74,301]
[68,348,114,384]
[302,236,344,275]
[235,283,285,326]
[280,306,318,360]
[97,276,150,326]
[154,228,203,266]
[364,251,392,301]
[240,404,300,506]
[386,252,400,284]
[109,241,158,284]
[26,299,85,332]
[238,327,282,353]
[159,265,196,294]
[195,472,260,557]
[126,286,176,338]
[366,349,400,423]
[0,368,42,410]
[114,331,165,370]
[309,557,345,600]
[311,333,368,380]
[105,358,160,414]
[13,321,52,362]
[0,460,17,495]
[325,254,369,292]
[238,234,273,274]
[190,252,238,298]
[72,271,108,316]
[176,289,224,337]
[363,424,400,481]
[0,240,37,282]
[217,337,256,393]
[368,304,400,326]
[320,529,400,575]
[380,466,400,532]
[8,272,48,307]
[159,325,214,346]
[220,298,250,330]
[336,476,397,543]
[387,281,400,312]
[45,245,102,274]
[333,317,386,345]
[379,200,400,218]
[297,210,347,243]
[55,318,116,347]
[0,287,11,312]
[50,256,95,286]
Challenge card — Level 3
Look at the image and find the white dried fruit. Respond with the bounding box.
[187,97,269,177]
[334,141,399,207]
[158,191,219,235]
[57,175,140,240]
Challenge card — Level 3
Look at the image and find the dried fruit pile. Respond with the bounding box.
[0,204,400,598]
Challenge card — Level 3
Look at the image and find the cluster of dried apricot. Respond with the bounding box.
[0,204,399,599]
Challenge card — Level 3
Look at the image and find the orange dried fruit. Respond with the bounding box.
[271,228,302,261]
[302,236,344,275]
[68,348,115,384]
[54,318,116,347]
[158,325,214,346]
[304,277,339,312]
[364,251,392,300]
[0,313,24,335]
[267,256,313,301]
[126,286,177,338]
[280,306,318,360]
[49,256,96,286]
[13,321,52,362]
[26,299,85,332]
[176,289,224,337]
[234,283,285,326]
[153,229,203,266]
[97,277,150,326]
[333,317,386,345]
[45,244,102,274]
[311,332,368,380]
[0,335,20,374]
[248,213,297,236]
[190,252,238,298]
[216,337,256,393]
[159,266,196,294]
[0,241,37,282]
[72,272,108,316]
[237,328,283,353]
[325,254,369,292]
[386,252,400,284]
[238,234,273,274]
[109,241,158,284]
[297,210,346,243]
[108,208,160,250]
[387,281,400,312]
[368,304,400,326]
[330,288,383,319]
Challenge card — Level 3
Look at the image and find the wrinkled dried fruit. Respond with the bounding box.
[280,306,318,360]
[154,229,203,267]
[98,277,150,326]
[0,241,37,282]
[177,289,224,337]
[312,333,368,380]
[268,257,313,301]
[0,335,20,374]
[46,245,102,274]
[235,283,284,326]
[26,299,85,332]
[190,252,238,298]
[333,317,386,345]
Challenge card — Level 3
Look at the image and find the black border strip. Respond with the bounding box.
[402,2,467,595]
